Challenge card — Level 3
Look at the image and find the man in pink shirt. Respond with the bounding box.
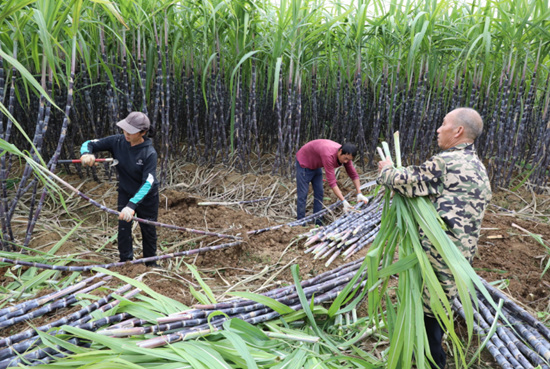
[296,140,368,224]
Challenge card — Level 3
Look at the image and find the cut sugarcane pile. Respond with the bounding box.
[1,256,549,368]
[0,258,367,367]
[454,280,550,369]
[303,193,384,266]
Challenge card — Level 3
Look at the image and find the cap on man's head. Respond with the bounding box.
[116,112,150,134]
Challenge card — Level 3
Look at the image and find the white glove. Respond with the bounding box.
[343,200,353,212]
[357,193,369,204]
[80,154,96,167]
[119,206,135,222]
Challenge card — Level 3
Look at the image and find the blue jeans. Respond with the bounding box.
[296,159,324,223]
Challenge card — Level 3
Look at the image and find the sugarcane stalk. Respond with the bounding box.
[29,162,240,240]
[0,241,242,271]
[0,279,108,330]
[0,272,105,321]
[453,299,515,369]
[198,197,271,206]
[0,282,131,350]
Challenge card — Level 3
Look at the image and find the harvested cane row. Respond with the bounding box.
[302,193,384,266]
[0,258,367,367]
[301,195,550,368]
[1,250,549,368]
[453,280,550,369]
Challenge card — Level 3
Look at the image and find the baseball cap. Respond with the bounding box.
[116,112,150,134]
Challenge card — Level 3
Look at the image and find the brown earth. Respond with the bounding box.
[2,162,550,367]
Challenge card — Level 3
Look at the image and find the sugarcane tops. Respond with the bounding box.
[296,139,359,188]
[377,142,492,310]
[80,135,158,210]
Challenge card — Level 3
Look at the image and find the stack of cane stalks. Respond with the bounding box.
[0,259,549,368]
[0,259,368,367]
[455,281,550,369]
[302,194,384,266]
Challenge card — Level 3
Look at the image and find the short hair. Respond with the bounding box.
[340,142,357,157]
[453,107,483,140]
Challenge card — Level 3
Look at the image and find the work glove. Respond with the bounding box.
[80,154,96,167]
[357,193,369,204]
[342,200,353,213]
[119,206,135,222]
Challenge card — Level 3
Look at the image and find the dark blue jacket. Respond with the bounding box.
[80,135,158,210]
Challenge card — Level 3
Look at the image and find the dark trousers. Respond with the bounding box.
[425,314,446,369]
[117,188,159,262]
[296,159,324,224]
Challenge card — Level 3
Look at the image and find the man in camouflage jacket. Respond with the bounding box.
[377,107,492,369]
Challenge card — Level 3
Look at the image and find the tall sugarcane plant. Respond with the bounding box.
[1,0,550,246]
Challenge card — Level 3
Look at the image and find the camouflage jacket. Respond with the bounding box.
[377,143,492,307]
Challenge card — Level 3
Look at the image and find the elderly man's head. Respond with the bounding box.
[437,108,483,150]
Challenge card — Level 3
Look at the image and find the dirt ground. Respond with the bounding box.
[3,161,550,367]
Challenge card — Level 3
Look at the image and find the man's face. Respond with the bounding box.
[337,150,354,164]
[436,112,458,150]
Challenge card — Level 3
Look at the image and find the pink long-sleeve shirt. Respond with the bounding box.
[296,139,359,188]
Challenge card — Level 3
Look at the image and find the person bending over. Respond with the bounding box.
[295,139,368,224]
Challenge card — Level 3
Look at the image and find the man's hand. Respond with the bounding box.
[377,158,393,173]
[119,207,135,222]
[80,154,96,167]
[357,193,369,204]
[343,200,353,212]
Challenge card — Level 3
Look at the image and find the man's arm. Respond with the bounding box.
[377,155,446,198]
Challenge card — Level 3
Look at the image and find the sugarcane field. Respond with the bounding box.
[1,0,550,368]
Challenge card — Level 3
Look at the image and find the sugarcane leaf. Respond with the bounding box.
[61,325,184,360]
[467,298,504,366]
[92,267,183,315]
[169,344,209,369]
[0,49,59,111]
[46,221,83,256]
[115,301,163,322]
[178,342,232,369]
[378,253,418,277]
[291,265,338,352]
[185,262,217,304]
[218,329,259,369]
[200,53,217,109]
[229,291,294,315]
[189,285,211,305]
[224,318,270,342]
[272,348,307,369]
[272,57,283,107]
[36,329,91,355]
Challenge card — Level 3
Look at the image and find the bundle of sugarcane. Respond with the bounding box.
[0,281,140,369]
[302,193,384,266]
[477,280,550,368]
[0,257,368,368]
[452,278,550,369]
[131,262,369,348]
[365,133,497,368]
[0,273,108,330]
